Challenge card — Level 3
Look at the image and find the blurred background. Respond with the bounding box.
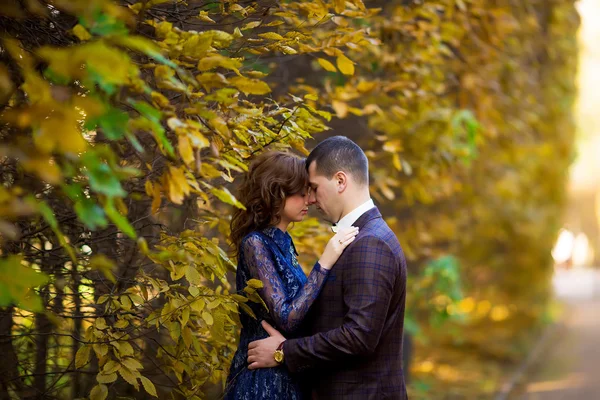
[508,0,600,398]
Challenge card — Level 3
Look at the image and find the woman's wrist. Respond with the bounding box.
[316,260,331,270]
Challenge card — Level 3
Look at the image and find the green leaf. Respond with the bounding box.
[105,200,137,239]
[0,255,49,311]
[97,108,130,140]
[82,11,128,36]
[74,197,108,230]
[37,200,77,262]
[129,100,174,157]
[82,153,127,198]
[110,35,178,69]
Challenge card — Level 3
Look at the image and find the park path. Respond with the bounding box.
[510,268,600,400]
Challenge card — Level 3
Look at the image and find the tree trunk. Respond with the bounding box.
[0,307,24,399]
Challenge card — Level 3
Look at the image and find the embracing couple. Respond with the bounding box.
[225,136,408,399]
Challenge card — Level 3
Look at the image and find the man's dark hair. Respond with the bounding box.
[306,136,369,186]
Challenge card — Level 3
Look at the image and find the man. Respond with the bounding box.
[247,136,408,399]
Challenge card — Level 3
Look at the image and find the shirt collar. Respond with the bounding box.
[332,199,375,232]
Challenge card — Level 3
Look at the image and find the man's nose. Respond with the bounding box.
[308,191,317,205]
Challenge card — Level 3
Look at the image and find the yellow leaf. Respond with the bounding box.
[258,32,284,40]
[392,153,402,171]
[118,367,138,388]
[178,135,195,166]
[239,302,257,318]
[167,166,191,204]
[191,299,206,313]
[210,117,230,138]
[383,140,403,153]
[89,255,116,284]
[116,341,134,357]
[279,45,297,54]
[120,295,132,310]
[182,326,193,348]
[140,376,158,397]
[228,76,271,95]
[210,187,246,209]
[333,0,346,13]
[189,131,210,148]
[121,357,143,371]
[304,94,318,101]
[72,24,91,41]
[332,100,349,118]
[246,279,263,289]
[181,307,190,327]
[233,27,243,39]
[35,114,87,155]
[75,345,91,368]
[197,54,242,73]
[336,54,355,76]
[93,343,109,357]
[90,384,108,400]
[198,10,215,23]
[205,30,234,48]
[317,58,337,72]
[186,265,202,286]
[115,319,129,329]
[151,91,171,108]
[242,21,261,30]
[95,318,107,330]
[155,65,174,80]
[97,373,117,384]
[103,360,121,374]
[21,156,62,184]
[202,311,214,325]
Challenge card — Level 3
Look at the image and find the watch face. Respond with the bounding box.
[274,351,283,363]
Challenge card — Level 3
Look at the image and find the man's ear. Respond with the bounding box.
[335,171,348,193]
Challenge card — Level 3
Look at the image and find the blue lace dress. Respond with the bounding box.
[224,226,329,400]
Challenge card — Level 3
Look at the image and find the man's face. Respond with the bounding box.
[307,161,341,224]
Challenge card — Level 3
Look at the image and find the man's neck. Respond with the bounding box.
[337,192,371,222]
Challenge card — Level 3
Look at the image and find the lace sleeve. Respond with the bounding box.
[242,234,329,332]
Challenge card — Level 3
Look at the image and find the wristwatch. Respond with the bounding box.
[273,341,285,364]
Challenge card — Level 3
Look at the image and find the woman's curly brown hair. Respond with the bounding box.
[230,151,308,255]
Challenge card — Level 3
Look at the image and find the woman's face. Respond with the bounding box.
[281,189,309,223]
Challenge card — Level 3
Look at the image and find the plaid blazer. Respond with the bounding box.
[282,207,408,399]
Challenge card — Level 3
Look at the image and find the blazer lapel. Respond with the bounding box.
[352,206,382,230]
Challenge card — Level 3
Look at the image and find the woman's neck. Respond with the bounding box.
[275,218,290,232]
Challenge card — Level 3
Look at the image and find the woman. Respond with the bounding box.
[224,151,358,400]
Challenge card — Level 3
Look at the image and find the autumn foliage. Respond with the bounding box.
[0,0,578,399]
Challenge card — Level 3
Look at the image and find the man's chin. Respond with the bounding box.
[317,210,333,223]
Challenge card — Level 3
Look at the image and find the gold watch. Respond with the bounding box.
[273,341,285,364]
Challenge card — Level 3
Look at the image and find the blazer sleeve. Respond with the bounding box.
[282,235,398,372]
[242,234,330,333]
